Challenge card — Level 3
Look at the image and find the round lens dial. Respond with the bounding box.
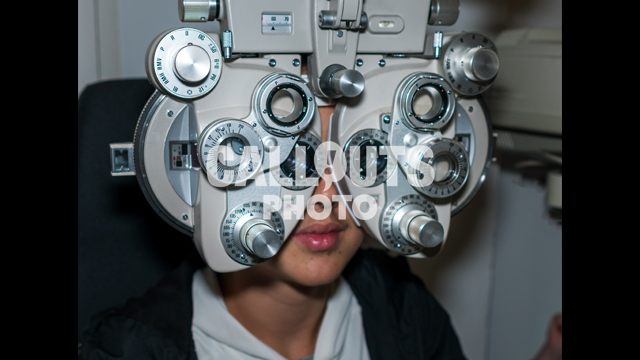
[271,132,322,190]
[344,129,395,188]
[405,138,470,198]
[149,28,222,100]
[197,119,264,187]
[255,73,315,136]
[399,73,455,131]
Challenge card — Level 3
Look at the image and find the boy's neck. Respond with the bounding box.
[218,268,332,360]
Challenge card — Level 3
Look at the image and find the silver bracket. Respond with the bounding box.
[433,31,443,59]
[223,30,233,59]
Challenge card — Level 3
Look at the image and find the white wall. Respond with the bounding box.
[78,0,97,97]
[485,170,562,360]
[78,1,562,359]
[78,0,122,96]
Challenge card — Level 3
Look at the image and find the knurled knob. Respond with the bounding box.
[178,0,220,22]
[241,220,281,259]
[399,209,444,248]
[319,64,365,98]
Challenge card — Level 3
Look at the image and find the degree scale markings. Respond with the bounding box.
[152,28,222,99]
[222,203,285,265]
[380,194,438,254]
[199,119,263,186]
[443,32,497,96]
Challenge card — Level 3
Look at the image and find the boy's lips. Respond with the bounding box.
[291,222,345,251]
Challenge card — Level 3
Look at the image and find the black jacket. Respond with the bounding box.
[79,248,467,360]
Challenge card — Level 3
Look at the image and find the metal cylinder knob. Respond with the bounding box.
[178,0,220,22]
[318,10,367,29]
[241,219,282,259]
[428,0,460,25]
[462,47,500,82]
[318,10,337,29]
[173,45,211,83]
[320,64,365,98]
[399,209,444,248]
[331,69,365,98]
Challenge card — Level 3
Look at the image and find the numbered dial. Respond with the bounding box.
[405,138,470,199]
[271,132,322,190]
[197,119,264,187]
[148,28,222,100]
[344,129,395,188]
[221,202,285,265]
[443,32,499,96]
[399,73,456,131]
[380,194,439,255]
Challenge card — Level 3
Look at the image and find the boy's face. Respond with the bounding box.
[251,105,365,287]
